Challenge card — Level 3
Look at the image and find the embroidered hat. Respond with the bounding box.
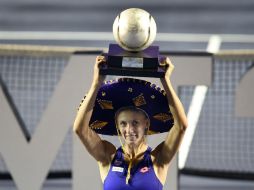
[87,78,174,135]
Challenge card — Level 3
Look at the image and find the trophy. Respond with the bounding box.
[99,8,166,78]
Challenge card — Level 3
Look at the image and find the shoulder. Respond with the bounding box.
[100,140,117,164]
[150,141,171,166]
[150,143,171,185]
[97,144,119,182]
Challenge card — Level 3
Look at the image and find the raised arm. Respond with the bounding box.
[73,56,116,163]
[154,57,188,165]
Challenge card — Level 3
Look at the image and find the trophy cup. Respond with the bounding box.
[99,8,166,78]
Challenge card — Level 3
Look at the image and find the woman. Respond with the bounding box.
[73,55,188,190]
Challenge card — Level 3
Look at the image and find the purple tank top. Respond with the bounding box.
[103,147,163,190]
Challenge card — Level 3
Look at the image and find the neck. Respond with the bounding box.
[123,141,147,159]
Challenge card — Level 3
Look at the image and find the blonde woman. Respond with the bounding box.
[73,56,188,190]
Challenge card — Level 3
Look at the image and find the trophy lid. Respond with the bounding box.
[108,44,159,58]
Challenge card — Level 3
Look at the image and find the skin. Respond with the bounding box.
[117,110,148,156]
[73,56,188,185]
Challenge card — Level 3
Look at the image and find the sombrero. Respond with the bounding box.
[86,78,174,135]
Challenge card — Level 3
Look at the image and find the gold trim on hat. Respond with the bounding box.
[133,93,146,107]
[97,99,114,110]
[153,113,173,122]
[128,87,133,93]
[90,120,108,129]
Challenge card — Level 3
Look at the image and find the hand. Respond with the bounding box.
[160,57,174,80]
[93,55,107,84]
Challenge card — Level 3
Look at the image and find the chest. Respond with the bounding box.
[104,158,162,190]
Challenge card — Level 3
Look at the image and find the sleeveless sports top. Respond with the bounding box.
[103,147,163,190]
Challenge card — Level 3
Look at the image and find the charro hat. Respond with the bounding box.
[87,78,174,136]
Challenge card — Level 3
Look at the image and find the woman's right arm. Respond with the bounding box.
[73,56,116,163]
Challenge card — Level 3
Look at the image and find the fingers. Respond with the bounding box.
[160,57,172,67]
[93,57,106,82]
[165,57,171,65]
[96,56,106,63]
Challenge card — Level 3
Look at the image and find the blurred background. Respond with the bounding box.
[1,0,254,49]
[0,0,254,189]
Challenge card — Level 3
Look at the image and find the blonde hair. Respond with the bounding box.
[115,106,149,123]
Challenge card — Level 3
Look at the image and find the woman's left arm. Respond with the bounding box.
[156,57,188,164]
